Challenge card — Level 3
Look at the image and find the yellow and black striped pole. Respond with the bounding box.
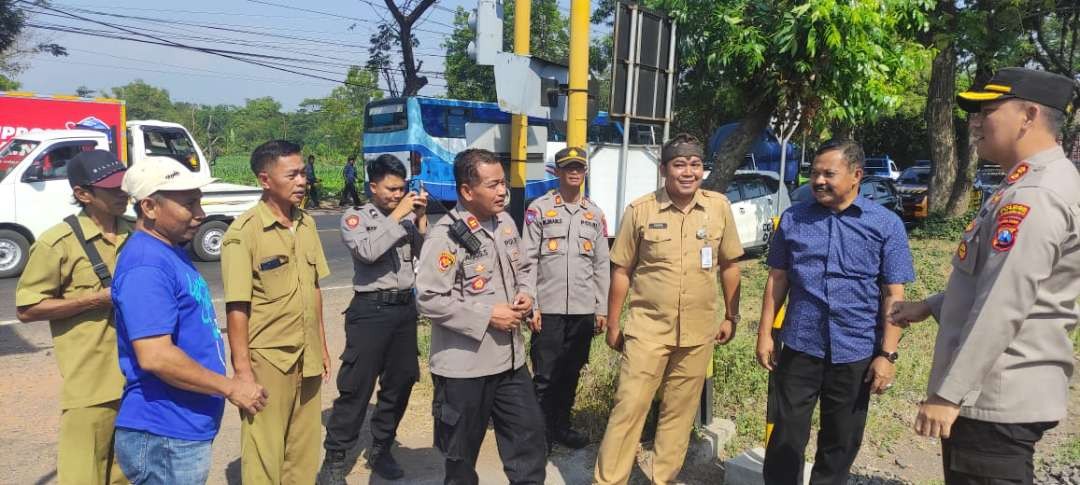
[508,0,531,224]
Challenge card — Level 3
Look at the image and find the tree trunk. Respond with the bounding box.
[945,63,991,216]
[702,93,778,192]
[384,0,436,97]
[926,38,957,214]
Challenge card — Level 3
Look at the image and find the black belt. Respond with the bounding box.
[355,289,413,305]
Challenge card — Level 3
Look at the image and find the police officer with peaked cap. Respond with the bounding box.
[522,146,610,451]
[890,68,1080,484]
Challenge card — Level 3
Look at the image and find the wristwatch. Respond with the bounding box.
[725,314,741,324]
[877,350,899,363]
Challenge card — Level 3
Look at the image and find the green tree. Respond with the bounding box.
[110,80,176,121]
[0,0,25,55]
[298,67,382,156]
[649,0,932,190]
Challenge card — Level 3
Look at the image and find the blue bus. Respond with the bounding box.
[363,96,570,203]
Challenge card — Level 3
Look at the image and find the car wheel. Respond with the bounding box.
[192,220,229,262]
[0,229,31,278]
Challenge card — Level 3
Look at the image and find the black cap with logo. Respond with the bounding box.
[554,146,588,168]
[67,149,127,189]
[957,67,1079,113]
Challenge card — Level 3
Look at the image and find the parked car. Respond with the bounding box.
[864,156,901,180]
[723,170,792,250]
[789,175,903,218]
[897,166,931,221]
[914,159,932,168]
[973,164,1005,207]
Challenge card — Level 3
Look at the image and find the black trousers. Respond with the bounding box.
[763,347,872,485]
[323,294,419,452]
[529,313,594,434]
[340,182,359,207]
[941,416,1056,484]
[432,366,547,485]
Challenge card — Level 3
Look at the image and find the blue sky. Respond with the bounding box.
[14,0,589,110]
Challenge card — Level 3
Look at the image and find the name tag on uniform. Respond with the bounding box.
[700,246,713,269]
[649,222,667,229]
[259,255,289,271]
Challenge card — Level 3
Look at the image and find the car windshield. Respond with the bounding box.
[976,171,1005,186]
[0,139,39,183]
[898,169,930,185]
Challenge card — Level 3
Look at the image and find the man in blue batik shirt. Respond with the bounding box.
[111,157,268,485]
[756,139,915,485]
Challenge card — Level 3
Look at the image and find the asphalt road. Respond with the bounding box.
[0,211,354,324]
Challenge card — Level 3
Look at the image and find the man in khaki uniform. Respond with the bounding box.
[891,69,1080,484]
[595,134,743,485]
[222,140,331,485]
[416,148,547,484]
[15,150,131,485]
[522,146,610,451]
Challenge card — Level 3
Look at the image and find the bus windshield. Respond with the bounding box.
[0,139,39,182]
[366,101,408,133]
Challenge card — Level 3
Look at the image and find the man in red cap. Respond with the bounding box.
[15,149,132,485]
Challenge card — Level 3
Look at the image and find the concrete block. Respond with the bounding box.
[687,419,737,465]
[724,447,811,485]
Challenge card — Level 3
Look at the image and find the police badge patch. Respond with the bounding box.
[438,251,456,272]
[345,214,360,230]
[525,208,540,225]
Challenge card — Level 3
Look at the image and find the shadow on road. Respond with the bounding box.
[0,324,48,357]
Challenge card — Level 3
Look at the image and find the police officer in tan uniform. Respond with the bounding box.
[891,68,1080,485]
[222,140,331,485]
[15,150,131,485]
[522,146,610,451]
[595,133,744,485]
[319,154,427,483]
[416,148,547,485]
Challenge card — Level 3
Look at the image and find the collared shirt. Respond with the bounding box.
[416,205,533,378]
[340,202,423,292]
[767,196,914,364]
[610,188,743,347]
[16,212,133,410]
[343,163,357,183]
[926,146,1080,423]
[221,201,330,378]
[522,191,611,315]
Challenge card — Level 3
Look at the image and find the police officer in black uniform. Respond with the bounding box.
[318,154,428,484]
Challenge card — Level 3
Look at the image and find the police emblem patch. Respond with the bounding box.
[583,240,593,252]
[547,239,559,251]
[466,216,480,230]
[1005,162,1030,185]
[525,208,540,225]
[997,203,1030,224]
[545,210,558,218]
[957,240,968,260]
[584,211,594,221]
[438,251,456,272]
[992,226,1018,252]
[474,264,485,273]
[466,276,488,294]
[991,203,1029,252]
[345,214,360,230]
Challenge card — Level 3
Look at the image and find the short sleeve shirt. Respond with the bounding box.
[15,212,133,410]
[610,188,744,347]
[221,201,330,378]
[766,196,915,363]
[112,231,226,441]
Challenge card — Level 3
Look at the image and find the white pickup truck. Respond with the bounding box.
[0,121,261,278]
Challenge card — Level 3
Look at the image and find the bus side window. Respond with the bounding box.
[447,108,467,138]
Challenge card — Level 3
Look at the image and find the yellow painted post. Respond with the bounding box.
[509,0,531,222]
[567,0,589,148]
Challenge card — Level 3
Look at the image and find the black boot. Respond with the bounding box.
[553,428,589,449]
[367,440,405,480]
[317,450,348,485]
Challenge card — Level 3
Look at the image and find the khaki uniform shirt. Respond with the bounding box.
[222,201,330,378]
[611,188,743,347]
[926,146,1080,423]
[416,206,534,378]
[340,203,422,292]
[15,212,133,409]
[523,191,611,315]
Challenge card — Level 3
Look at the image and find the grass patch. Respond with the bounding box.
[908,209,977,241]
[1057,435,1080,464]
[211,155,354,199]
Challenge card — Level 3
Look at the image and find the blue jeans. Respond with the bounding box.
[114,428,213,485]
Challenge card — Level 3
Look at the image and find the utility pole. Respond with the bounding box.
[509,0,531,220]
[567,0,589,149]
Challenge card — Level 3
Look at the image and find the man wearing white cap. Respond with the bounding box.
[110,157,268,484]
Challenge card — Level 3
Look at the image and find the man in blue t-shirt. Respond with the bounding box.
[112,157,268,485]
